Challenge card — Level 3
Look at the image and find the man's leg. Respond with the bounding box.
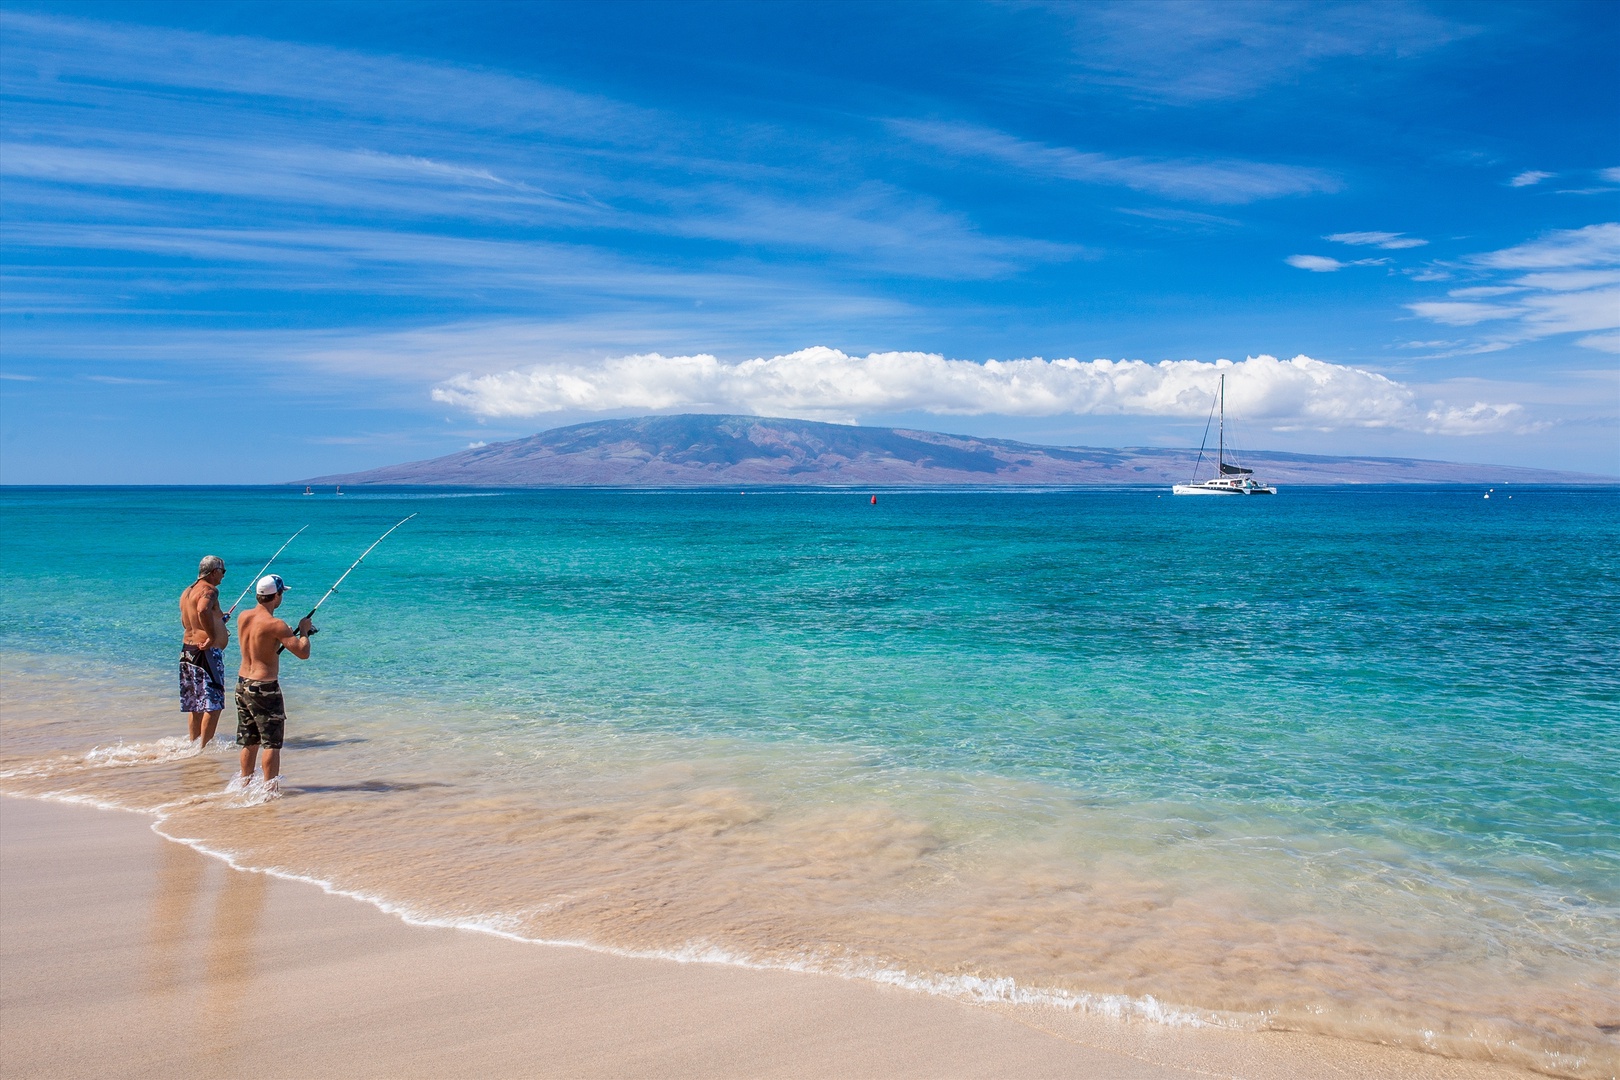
[261,748,281,786]
[201,653,225,748]
[239,744,259,780]
[188,712,204,742]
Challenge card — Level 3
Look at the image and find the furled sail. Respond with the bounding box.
[1219,462,1253,475]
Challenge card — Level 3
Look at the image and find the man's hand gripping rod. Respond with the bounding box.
[225,525,309,618]
[282,514,417,650]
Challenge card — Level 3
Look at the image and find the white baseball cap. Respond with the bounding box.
[255,574,289,597]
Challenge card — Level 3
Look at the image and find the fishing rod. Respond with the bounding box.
[225,525,309,618]
[286,514,417,644]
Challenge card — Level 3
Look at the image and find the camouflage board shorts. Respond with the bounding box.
[235,677,286,750]
[179,645,225,713]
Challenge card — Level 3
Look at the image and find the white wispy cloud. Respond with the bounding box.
[0,221,708,299]
[890,120,1338,204]
[1116,207,1243,228]
[1408,301,1526,326]
[0,10,644,145]
[1509,170,1555,187]
[1286,254,1388,272]
[1406,223,1620,353]
[651,183,1080,276]
[0,12,1069,289]
[431,348,1523,435]
[1326,231,1427,249]
[1511,270,1620,291]
[2,139,1065,279]
[1473,222,1620,269]
[0,140,584,225]
[1602,168,1620,183]
[1409,290,1619,339]
[3,212,1032,324]
[1447,286,1520,298]
[1047,1,1474,103]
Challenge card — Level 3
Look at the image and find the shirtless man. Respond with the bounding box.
[232,574,315,793]
[179,555,229,746]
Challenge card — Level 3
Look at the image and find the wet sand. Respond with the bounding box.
[0,796,1534,1079]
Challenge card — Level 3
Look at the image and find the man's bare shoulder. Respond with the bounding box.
[257,617,293,638]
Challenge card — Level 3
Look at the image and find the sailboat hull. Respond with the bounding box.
[1172,482,1277,496]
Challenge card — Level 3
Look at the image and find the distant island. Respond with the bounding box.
[301,414,1610,487]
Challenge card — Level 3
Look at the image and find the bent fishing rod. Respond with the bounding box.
[283,514,417,648]
[225,525,309,618]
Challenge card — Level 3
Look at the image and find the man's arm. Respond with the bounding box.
[276,616,316,660]
[200,586,228,646]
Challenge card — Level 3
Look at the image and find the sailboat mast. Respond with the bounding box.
[1217,374,1225,471]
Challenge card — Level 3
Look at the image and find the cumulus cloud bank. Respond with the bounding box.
[432,349,1521,435]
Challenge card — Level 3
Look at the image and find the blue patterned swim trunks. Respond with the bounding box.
[179,645,225,713]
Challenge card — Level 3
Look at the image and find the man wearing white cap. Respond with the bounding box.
[232,573,316,793]
[179,555,228,746]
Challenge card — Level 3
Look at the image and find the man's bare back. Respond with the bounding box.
[180,578,226,649]
[237,600,313,680]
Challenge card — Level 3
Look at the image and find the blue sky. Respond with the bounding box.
[2,0,1616,482]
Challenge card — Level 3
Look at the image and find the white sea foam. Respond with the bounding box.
[0,755,85,780]
[215,773,281,805]
[181,833,1227,1028]
[27,790,133,813]
[85,737,208,767]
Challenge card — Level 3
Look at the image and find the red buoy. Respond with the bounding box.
[870,494,877,505]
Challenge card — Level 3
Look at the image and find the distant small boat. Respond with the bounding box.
[303,486,313,496]
[335,485,344,496]
[1172,374,1276,496]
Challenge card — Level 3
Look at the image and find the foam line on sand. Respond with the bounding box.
[0,795,1535,1079]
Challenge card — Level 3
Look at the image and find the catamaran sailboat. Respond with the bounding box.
[303,485,313,496]
[1172,374,1277,496]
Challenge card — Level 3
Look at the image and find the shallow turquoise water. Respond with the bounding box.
[3,485,1618,1073]
[5,486,1616,867]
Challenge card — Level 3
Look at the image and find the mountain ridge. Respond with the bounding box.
[300,415,1611,487]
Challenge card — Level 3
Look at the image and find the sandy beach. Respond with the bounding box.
[1,795,1539,1079]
